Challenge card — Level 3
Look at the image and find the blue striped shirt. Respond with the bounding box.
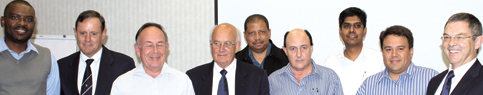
[356,62,438,95]
[268,59,343,95]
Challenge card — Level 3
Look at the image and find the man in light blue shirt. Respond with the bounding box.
[356,25,438,95]
[0,0,60,95]
[269,29,343,95]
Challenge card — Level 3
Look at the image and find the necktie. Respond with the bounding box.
[441,70,454,95]
[217,69,228,95]
[81,59,94,95]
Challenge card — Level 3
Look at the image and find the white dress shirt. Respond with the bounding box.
[212,59,237,95]
[77,48,103,95]
[322,46,385,95]
[434,58,476,95]
[111,62,195,95]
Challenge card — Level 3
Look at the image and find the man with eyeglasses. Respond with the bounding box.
[427,13,483,95]
[186,23,269,95]
[322,7,385,95]
[269,29,343,95]
[356,25,438,95]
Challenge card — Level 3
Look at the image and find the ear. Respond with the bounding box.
[73,28,77,37]
[282,46,288,55]
[101,29,107,40]
[1,16,4,28]
[165,43,170,51]
[362,27,367,37]
[475,36,483,49]
[268,29,272,39]
[236,41,241,51]
[410,47,414,56]
[243,31,248,39]
[134,43,141,57]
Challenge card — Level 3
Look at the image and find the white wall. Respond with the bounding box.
[0,0,215,72]
[218,0,483,72]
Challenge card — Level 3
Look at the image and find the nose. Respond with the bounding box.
[448,37,456,47]
[349,25,355,32]
[218,44,227,52]
[85,33,91,42]
[152,45,160,53]
[391,49,397,58]
[17,18,26,26]
[255,32,261,40]
[296,48,302,58]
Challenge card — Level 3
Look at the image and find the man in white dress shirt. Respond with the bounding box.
[110,23,195,95]
[322,7,385,95]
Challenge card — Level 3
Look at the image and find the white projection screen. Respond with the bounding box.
[217,0,483,72]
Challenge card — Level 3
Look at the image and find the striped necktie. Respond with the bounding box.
[81,59,94,95]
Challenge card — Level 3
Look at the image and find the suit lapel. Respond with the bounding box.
[95,46,114,95]
[452,60,482,95]
[199,61,215,95]
[235,60,248,95]
[67,52,81,95]
[427,70,448,95]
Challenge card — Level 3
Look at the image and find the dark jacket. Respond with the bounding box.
[235,40,288,75]
[58,46,135,95]
[186,60,270,95]
[426,59,483,95]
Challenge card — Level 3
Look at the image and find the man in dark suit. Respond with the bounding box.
[426,13,483,95]
[235,14,288,75]
[58,10,135,95]
[186,23,269,95]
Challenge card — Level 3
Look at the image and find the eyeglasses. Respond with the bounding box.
[211,41,235,49]
[441,35,473,42]
[342,23,363,29]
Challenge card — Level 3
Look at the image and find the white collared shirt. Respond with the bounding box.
[322,46,385,95]
[111,63,195,95]
[212,59,237,95]
[77,48,103,95]
[434,58,477,95]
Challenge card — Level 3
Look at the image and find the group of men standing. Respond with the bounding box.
[1,0,483,95]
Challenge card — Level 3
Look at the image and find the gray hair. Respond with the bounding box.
[445,12,482,39]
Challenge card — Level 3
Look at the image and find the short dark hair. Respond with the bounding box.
[75,10,106,32]
[284,30,313,46]
[4,0,34,16]
[445,12,482,39]
[135,22,168,43]
[339,7,367,28]
[244,14,269,31]
[379,25,413,50]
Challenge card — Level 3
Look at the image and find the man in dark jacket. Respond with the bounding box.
[235,14,288,75]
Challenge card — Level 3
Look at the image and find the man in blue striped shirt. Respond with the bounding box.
[269,29,343,95]
[356,25,438,95]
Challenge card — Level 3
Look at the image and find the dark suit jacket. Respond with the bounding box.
[235,39,288,75]
[58,46,135,95]
[186,60,270,95]
[426,59,483,95]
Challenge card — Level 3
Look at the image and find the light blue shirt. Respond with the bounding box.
[0,37,61,95]
[268,59,344,95]
[356,62,438,95]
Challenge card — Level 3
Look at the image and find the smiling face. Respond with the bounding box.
[245,21,271,52]
[443,21,482,69]
[339,16,366,46]
[283,29,313,71]
[135,26,169,70]
[382,35,413,75]
[211,24,240,68]
[1,3,35,44]
[74,18,106,58]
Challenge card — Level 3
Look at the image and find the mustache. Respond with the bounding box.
[251,39,264,44]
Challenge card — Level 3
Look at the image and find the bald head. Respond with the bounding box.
[210,23,241,42]
[284,29,313,47]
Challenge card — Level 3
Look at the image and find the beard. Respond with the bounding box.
[4,27,32,44]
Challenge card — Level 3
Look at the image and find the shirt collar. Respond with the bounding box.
[248,42,272,58]
[0,36,38,54]
[80,47,103,63]
[214,58,237,75]
[135,62,173,77]
[378,62,415,82]
[339,45,369,59]
[280,59,321,77]
[449,58,477,76]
